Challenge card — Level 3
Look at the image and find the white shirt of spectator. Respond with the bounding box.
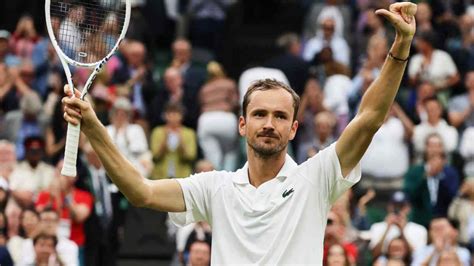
[408,49,458,89]
[18,237,79,266]
[369,221,427,253]
[302,34,350,66]
[106,123,149,176]
[361,117,409,178]
[323,74,351,117]
[170,143,361,264]
[238,67,290,107]
[412,119,459,154]
[412,244,471,266]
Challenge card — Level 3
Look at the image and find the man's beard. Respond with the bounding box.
[247,135,287,159]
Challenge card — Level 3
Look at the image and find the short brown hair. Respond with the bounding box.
[242,79,300,121]
[33,232,58,247]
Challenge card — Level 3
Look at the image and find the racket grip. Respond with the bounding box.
[61,121,81,177]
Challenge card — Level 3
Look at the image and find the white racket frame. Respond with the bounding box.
[45,0,131,177]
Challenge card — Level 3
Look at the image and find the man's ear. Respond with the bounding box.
[238,116,246,137]
[289,120,299,140]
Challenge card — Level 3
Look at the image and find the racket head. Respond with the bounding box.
[45,0,131,68]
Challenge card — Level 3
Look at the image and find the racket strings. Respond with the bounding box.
[51,0,126,64]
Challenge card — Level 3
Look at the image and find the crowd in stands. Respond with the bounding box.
[0,0,473,265]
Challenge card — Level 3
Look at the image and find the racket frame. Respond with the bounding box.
[45,0,131,177]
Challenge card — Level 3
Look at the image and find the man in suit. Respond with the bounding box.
[404,133,460,228]
[82,142,127,266]
[264,33,309,96]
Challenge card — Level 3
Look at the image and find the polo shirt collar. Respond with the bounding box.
[232,154,297,184]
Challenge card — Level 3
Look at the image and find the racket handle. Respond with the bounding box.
[61,122,81,177]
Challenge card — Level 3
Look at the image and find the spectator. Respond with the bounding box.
[303,17,350,67]
[6,136,54,237]
[44,96,67,165]
[373,236,412,266]
[325,243,353,266]
[106,97,149,177]
[349,35,388,117]
[2,91,48,159]
[28,233,63,266]
[58,5,85,58]
[0,63,33,116]
[7,207,39,264]
[448,178,474,250]
[412,217,470,266]
[18,208,78,266]
[412,97,458,161]
[150,102,197,179]
[10,15,40,60]
[35,160,93,265]
[185,0,232,53]
[150,67,200,129]
[110,40,155,121]
[0,30,20,67]
[404,137,460,228]
[82,141,127,266]
[415,2,434,32]
[303,0,352,42]
[369,191,427,259]
[171,38,206,96]
[297,111,336,163]
[198,62,239,171]
[359,103,412,193]
[324,211,358,265]
[320,49,351,136]
[408,31,460,97]
[31,16,62,99]
[265,33,309,95]
[406,82,437,125]
[448,70,474,129]
[354,7,391,68]
[295,77,327,156]
[187,240,211,266]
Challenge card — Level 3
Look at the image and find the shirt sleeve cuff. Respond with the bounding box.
[169,178,196,227]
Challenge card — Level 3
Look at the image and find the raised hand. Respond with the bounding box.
[376,2,417,39]
[62,85,99,134]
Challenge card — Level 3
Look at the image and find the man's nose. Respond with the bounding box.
[263,116,275,129]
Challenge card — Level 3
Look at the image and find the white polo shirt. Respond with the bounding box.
[170,143,361,264]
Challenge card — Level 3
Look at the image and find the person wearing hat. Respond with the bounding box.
[2,91,48,159]
[369,191,427,260]
[106,97,150,177]
[6,136,54,237]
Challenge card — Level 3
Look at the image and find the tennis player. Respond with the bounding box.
[62,2,417,264]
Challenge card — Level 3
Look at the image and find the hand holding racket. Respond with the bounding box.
[45,0,131,177]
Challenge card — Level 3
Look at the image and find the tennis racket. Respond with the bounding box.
[45,0,131,177]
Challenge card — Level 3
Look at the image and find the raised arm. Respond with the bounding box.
[336,2,417,177]
[62,86,185,212]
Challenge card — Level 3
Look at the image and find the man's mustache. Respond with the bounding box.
[257,130,279,138]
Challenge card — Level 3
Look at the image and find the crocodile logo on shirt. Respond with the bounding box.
[282,188,295,198]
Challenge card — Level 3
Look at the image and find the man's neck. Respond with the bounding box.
[247,148,287,188]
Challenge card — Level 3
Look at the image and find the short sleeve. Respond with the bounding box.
[169,172,216,227]
[299,142,361,204]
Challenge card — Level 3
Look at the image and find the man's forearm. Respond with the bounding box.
[357,36,412,129]
[84,120,151,207]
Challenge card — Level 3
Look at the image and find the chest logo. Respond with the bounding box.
[282,188,295,198]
